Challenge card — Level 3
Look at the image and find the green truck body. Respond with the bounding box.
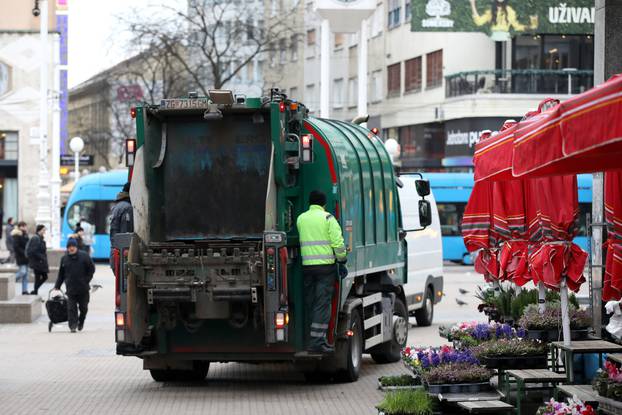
[113,91,425,382]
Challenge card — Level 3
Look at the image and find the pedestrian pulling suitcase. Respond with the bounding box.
[46,289,68,332]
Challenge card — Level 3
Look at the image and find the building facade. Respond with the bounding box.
[0,0,66,225]
[270,0,594,171]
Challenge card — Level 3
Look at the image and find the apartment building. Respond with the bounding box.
[270,0,594,171]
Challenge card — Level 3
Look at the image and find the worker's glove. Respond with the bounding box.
[338,263,348,279]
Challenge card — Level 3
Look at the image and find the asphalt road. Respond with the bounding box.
[0,264,487,415]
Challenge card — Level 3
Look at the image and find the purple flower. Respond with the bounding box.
[431,353,441,366]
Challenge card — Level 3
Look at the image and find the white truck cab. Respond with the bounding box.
[399,174,444,326]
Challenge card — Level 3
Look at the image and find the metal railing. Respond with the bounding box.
[445,69,594,98]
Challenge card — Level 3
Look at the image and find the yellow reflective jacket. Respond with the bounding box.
[296,205,347,266]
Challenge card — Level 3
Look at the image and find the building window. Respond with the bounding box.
[371,70,383,103]
[0,131,17,160]
[388,0,401,29]
[426,49,443,89]
[387,63,401,96]
[307,29,316,46]
[305,84,317,112]
[405,56,422,92]
[348,77,358,107]
[269,43,277,68]
[279,38,287,64]
[290,34,299,61]
[290,86,298,100]
[332,78,344,109]
[334,33,345,49]
[405,1,411,22]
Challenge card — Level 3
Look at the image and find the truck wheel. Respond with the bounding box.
[370,298,408,364]
[335,308,363,382]
[150,369,176,382]
[414,287,434,327]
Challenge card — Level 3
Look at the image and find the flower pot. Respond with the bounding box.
[424,381,491,394]
[480,354,547,370]
[377,376,421,391]
[526,328,589,342]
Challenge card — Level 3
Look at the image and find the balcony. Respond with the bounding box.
[445,69,594,98]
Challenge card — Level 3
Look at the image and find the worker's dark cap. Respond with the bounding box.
[67,238,78,248]
[309,190,326,206]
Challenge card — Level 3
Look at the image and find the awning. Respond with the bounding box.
[512,75,622,178]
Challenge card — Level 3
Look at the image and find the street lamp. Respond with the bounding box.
[70,136,84,181]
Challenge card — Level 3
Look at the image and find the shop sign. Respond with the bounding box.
[444,117,508,158]
[60,155,94,166]
[412,0,594,40]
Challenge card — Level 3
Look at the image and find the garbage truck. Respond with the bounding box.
[113,89,443,382]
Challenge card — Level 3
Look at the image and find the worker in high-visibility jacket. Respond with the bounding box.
[296,190,347,353]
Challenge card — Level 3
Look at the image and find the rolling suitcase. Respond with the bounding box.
[46,289,68,332]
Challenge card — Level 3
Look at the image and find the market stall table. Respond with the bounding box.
[457,400,514,414]
[551,340,622,383]
[503,369,567,415]
[554,384,604,408]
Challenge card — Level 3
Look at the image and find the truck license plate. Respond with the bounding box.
[160,98,210,110]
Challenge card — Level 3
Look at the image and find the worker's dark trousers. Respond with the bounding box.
[67,292,90,330]
[303,264,336,350]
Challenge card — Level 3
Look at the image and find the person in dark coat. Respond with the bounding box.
[55,238,95,332]
[12,221,29,295]
[110,182,134,240]
[3,217,14,263]
[27,224,49,295]
[70,226,88,253]
[109,182,134,263]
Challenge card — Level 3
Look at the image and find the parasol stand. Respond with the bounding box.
[559,277,572,346]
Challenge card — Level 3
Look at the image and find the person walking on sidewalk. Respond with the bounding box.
[3,217,15,263]
[54,238,95,332]
[27,224,49,295]
[296,190,348,353]
[12,221,29,295]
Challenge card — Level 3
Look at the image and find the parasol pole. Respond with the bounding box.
[560,277,572,346]
[538,281,546,314]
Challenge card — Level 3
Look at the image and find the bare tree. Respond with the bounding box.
[118,1,302,96]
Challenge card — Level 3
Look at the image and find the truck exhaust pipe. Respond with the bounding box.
[351,114,369,125]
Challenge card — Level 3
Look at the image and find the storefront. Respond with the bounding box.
[0,131,18,222]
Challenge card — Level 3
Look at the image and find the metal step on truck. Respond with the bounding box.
[112,89,443,382]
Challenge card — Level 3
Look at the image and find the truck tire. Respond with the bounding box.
[149,361,210,382]
[370,298,408,364]
[414,287,434,327]
[335,308,363,382]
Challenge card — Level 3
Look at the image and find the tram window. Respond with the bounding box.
[67,200,115,234]
[437,203,465,236]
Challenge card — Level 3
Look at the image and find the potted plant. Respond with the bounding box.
[421,362,493,394]
[592,370,609,397]
[376,390,434,415]
[472,338,548,369]
[536,397,595,415]
[402,346,479,374]
[378,375,421,391]
[519,303,591,342]
[447,321,526,349]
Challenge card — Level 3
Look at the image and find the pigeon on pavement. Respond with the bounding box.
[455,298,468,306]
[458,288,469,295]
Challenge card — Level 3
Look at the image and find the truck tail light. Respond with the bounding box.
[130,107,137,119]
[126,139,136,167]
[301,134,313,163]
[116,312,125,327]
[275,312,288,329]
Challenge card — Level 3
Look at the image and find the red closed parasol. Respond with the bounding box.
[604,171,622,301]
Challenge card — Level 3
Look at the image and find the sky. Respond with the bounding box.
[68,0,182,88]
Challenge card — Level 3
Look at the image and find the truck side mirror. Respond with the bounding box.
[415,179,430,197]
[419,200,432,228]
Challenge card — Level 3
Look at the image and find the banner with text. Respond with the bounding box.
[412,0,594,40]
